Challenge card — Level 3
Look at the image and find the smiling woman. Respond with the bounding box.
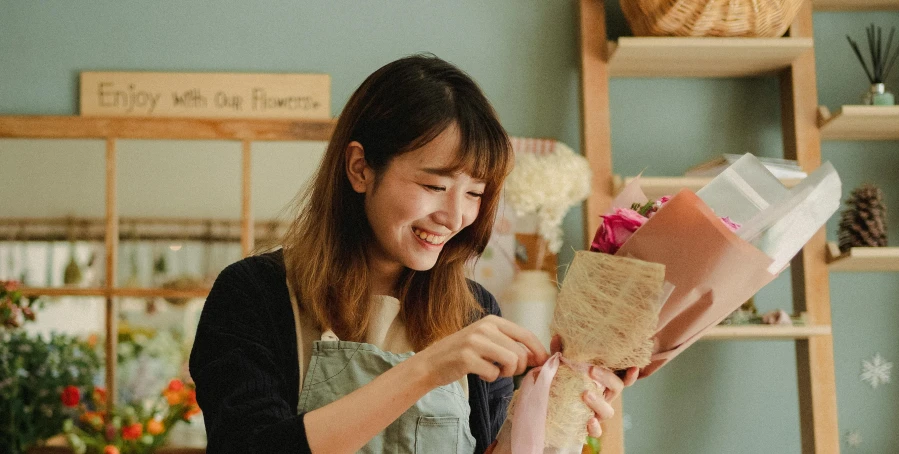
[189,54,625,454]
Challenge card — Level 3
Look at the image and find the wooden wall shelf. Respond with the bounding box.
[20,287,211,299]
[826,242,899,271]
[608,37,813,78]
[703,324,832,340]
[818,105,899,140]
[0,115,336,141]
[814,0,899,10]
[614,175,802,201]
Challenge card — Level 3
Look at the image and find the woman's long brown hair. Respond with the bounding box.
[281,54,512,351]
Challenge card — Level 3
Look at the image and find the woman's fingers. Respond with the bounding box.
[587,417,602,438]
[623,366,639,387]
[590,366,624,402]
[483,330,529,376]
[583,389,615,420]
[489,316,549,365]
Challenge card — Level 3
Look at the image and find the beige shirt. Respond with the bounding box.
[287,279,469,398]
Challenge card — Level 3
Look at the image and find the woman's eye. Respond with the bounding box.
[468,192,484,198]
[424,185,445,192]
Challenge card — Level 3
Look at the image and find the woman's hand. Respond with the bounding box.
[412,315,550,388]
[550,335,639,438]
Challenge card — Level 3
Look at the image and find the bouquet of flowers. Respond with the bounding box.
[507,154,842,453]
[62,378,200,454]
[0,280,102,454]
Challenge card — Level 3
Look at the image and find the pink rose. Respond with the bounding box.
[590,208,648,254]
[720,216,740,232]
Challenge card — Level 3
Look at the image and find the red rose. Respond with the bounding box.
[61,386,80,407]
[167,379,184,392]
[121,423,143,441]
[590,208,648,254]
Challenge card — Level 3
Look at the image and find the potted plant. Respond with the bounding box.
[0,280,101,454]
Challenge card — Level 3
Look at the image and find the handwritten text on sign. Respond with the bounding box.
[80,72,330,119]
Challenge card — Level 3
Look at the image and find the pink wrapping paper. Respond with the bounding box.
[615,189,777,377]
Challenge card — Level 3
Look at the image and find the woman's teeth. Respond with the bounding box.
[412,227,447,245]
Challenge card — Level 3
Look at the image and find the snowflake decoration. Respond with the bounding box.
[860,353,892,389]
[845,429,862,448]
[622,414,632,432]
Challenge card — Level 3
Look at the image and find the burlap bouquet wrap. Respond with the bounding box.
[508,251,666,451]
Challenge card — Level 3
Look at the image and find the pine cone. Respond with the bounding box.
[838,183,888,253]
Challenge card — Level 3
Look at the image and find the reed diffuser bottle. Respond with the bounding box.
[847,24,899,106]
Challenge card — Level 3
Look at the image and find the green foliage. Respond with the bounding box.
[585,435,602,453]
[0,330,101,453]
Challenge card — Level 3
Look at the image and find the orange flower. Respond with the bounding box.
[86,333,99,349]
[79,411,105,431]
[92,387,107,405]
[186,389,197,406]
[183,405,201,420]
[121,422,143,441]
[61,385,80,407]
[146,419,165,436]
[103,446,120,454]
[163,389,185,406]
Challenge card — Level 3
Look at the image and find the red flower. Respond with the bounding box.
[167,379,184,392]
[103,445,120,454]
[121,423,143,441]
[61,386,80,407]
[2,280,19,291]
[590,208,648,254]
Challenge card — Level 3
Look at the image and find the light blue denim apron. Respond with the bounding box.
[296,328,477,453]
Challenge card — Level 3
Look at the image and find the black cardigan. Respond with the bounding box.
[189,250,512,453]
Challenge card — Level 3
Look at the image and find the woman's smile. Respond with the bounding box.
[411,226,449,246]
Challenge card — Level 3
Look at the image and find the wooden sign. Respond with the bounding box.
[80,72,330,119]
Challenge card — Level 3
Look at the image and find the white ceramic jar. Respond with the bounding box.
[499,270,558,350]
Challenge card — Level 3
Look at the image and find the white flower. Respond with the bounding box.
[504,141,591,253]
[860,353,892,389]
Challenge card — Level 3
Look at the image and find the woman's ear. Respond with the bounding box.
[345,141,372,193]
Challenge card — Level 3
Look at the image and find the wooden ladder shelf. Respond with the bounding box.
[577,1,839,452]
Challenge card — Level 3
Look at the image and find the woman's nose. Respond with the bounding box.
[436,192,466,232]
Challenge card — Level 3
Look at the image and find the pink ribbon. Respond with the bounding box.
[510,353,606,453]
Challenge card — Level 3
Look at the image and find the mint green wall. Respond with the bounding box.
[2,1,897,451]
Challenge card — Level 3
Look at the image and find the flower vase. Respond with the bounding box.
[862,83,895,106]
[499,270,557,350]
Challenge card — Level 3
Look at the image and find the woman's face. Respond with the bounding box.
[361,126,486,277]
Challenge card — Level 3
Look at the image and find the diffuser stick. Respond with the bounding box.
[884,27,896,79]
[848,36,875,83]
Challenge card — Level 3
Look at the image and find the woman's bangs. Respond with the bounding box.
[449,126,512,188]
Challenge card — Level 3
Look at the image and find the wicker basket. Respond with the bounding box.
[620,0,804,37]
